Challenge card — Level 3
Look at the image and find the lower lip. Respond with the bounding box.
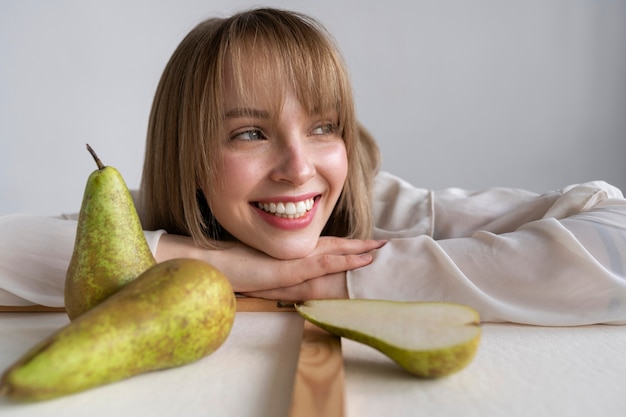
[253,198,320,231]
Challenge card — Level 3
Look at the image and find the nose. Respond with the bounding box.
[269,140,316,186]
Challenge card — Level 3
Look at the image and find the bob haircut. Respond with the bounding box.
[141,8,380,248]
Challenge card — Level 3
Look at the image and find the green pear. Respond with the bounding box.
[65,144,156,320]
[0,258,236,402]
[295,299,481,378]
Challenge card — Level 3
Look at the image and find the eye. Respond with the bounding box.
[310,123,338,136]
[230,128,266,141]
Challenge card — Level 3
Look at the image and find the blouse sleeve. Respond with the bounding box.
[0,214,166,308]
[347,172,626,325]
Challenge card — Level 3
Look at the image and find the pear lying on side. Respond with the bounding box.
[1,258,236,402]
[65,144,156,320]
[295,299,480,378]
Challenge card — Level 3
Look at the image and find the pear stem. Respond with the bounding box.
[86,144,105,170]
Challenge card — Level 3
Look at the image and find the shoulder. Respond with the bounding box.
[371,172,433,238]
[373,171,430,199]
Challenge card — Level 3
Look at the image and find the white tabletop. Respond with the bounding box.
[1,311,625,416]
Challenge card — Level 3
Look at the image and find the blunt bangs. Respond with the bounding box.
[223,9,351,138]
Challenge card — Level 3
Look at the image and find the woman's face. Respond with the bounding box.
[205,74,348,260]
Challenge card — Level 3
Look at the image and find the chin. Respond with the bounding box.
[262,242,318,260]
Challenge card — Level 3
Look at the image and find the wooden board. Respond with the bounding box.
[289,320,345,417]
[0,297,296,313]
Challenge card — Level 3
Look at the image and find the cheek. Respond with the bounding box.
[203,154,260,221]
[322,143,348,191]
[214,153,263,194]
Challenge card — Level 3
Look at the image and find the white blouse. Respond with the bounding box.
[2,171,626,325]
[348,172,626,325]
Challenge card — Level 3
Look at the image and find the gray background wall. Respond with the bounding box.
[2,0,625,215]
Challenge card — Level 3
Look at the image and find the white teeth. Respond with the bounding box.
[257,198,315,219]
[285,202,296,215]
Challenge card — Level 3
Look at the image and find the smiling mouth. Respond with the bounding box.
[256,197,316,219]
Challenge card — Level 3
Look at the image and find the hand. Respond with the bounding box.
[239,272,350,301]
[156,234,385,300]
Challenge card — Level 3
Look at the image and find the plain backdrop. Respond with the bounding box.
[1,0,625,215]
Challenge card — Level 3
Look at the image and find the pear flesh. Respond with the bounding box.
[295,299,481,378]
[1,258,236,402]
[65,144,156,320]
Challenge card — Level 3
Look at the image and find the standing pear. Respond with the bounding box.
[65,144,156,320]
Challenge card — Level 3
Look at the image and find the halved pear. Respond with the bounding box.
[295,299,481,378]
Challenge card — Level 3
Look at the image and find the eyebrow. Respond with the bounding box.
[224,108,270,119]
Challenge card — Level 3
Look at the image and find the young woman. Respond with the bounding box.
[140,8,385,299]
[2,8,626,326]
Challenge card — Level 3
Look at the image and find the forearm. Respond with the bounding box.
[154,234,244,286]
[348,207,626,326]
[0,214,166,307]
[154,233,206,263]
[0,215,75,307]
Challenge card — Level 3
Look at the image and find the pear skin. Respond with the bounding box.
[1,258,236,402]
[296,299,481,378]
[65,144,156,320]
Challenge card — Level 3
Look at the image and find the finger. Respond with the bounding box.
[242,273,348,301]
[315,237,386,255]
[230,252,370,293]
[272,253,373,288]
[226,241,380,294]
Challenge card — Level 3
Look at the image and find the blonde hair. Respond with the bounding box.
[141,8,380,248]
